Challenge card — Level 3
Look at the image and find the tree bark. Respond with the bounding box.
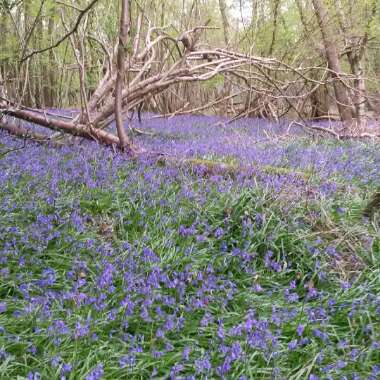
[45,11,55,107]
[2,108,119,146]
[218,0,232,113]
[348,55,366,128]
[0,71,6,108]
[312,0,353,124]
[218,0,230,46]
[0,118,63,146]
[23,0,32,106]
[115,0,133,151]
[269,0,280,56]
[335,0,377,129]
[251,0,258,29]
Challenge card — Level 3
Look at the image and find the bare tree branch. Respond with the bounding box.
[20,0,101,63]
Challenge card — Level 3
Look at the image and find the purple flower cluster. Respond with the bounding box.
[0,114,379,378]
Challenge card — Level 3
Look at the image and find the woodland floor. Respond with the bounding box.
[0,114,379,379]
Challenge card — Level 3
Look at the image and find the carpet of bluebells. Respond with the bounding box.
[0,115,379,380]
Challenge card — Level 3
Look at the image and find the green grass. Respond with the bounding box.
[0,138,379,379]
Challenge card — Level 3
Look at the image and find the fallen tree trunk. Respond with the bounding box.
[1,108,120,146]
[1,119,49,140]
[1,13,378,152]
[154,155,311,180]
[0,119,65,147]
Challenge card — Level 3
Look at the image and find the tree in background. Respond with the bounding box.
[0,0,379,149]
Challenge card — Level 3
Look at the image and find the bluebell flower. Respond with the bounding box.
[182,346,191,361]
[288,339,298,351]
[85,363,104,380]
[195,356,212,374]
[27,372,41,380]
[296,324,305,336]
[51,355,61,368]
[0,303,6,313]
[74,321,90,339]
[372,365,380,376]
[61,363,73,375]
[119,354,136,368]
[214,227,224,238]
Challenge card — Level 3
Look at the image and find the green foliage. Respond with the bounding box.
[0,134,379,378]
[201,74,225,90]
[1,0,379,108]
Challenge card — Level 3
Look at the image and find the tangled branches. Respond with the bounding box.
[1,16,379,151]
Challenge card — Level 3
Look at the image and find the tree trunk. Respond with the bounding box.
[23,0,32,106]
[35,16,43,108]
[269,0,280,56]
[0,8,8,103]
[218,0,230,46]
[251,0,258,29]
[311,0,353,125]
[218,0,232,113]
[0,71,6,107]
[0,118,62,145]
[2,108,119,146]
[310,83,330,119]
[115,0,134,151]
[335,0,377,130]
[348,56,366,128]
[45,12,55,107]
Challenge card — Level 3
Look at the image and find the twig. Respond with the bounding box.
[20,0,101,63]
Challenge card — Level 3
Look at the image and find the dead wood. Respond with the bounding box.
[154,155,310,180]
[0,119,64,146]
[1,108,120,146]
[3,10,380,151]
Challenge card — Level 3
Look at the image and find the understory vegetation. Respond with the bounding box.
[0,117,379,379]
[1,0,380,378]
